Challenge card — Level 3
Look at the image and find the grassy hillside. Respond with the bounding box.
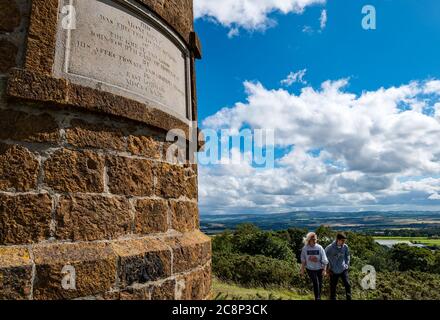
[213,278,313,300]
[210,224,440,300]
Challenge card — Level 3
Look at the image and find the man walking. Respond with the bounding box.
[325,233,352,300]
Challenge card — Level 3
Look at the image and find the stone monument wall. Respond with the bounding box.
[0,0,211,300]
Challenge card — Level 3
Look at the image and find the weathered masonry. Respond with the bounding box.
[0,0,210,300]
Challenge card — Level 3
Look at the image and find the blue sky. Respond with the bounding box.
[193,0,440,215]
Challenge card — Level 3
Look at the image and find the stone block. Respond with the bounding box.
[127,135,163,159]
[106,156,154,197]
[0,246,33,300]
[0,109,59,143]
[66,119,126,151]
[44,149,105,193]
[150,279,176,300]
[32,242,117,300]
[134,198,169,235]
[112,237,171,287]
[0,143,39,192]
[176,263,212,300]
[55,194,131,241]
[155,163,197,199]
[165,231,211,274]
[170,200,199,233]
[0,193,52,245]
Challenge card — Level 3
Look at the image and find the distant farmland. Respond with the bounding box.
[373,236,440,247]
[201,211,440,235]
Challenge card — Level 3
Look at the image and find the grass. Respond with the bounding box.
[212,278,313,300]
[373,236,440,246]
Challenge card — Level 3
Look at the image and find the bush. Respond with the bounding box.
[212,231,234,254]
[275,228,308,262]
[213,253,297,287]
[353,271,440,300]
[315,225,336,248]
[391,244,435,272]
[363,247,399,272]
[230,224,261,254]
[217,224,295,262]
[431,251,440,274]
[254,233,295,262]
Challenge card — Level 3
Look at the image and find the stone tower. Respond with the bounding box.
[0,0,211,300]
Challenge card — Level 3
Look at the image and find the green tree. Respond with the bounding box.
[391,244,435,272]
[212,230,234,254]
[213,253,297,287]
[231,224,262,254]
[229,224,295,262]
[315,225,335,248]
[276,228,307,262]
[431,251,440,274]
[256,233,295,262]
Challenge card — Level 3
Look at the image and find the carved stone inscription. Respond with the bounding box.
[57,0,189,120]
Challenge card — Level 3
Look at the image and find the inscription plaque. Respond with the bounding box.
[54,0,192,122]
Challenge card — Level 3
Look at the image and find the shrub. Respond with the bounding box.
[275,228,308,262]
[431,251,440,274]
[391,244,435,272]
[212,231,234,254]
[353,271,440,300]
[222,224,295,262]
[213,253,297,287]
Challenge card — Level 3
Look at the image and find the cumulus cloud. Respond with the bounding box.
[199,77,440,214]
[194,0,326,33]
[425,80,440,94]
[281,69,307,87]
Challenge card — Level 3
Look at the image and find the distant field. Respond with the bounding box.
[374,236,440,246]
[201,211,440,235]
[212,278,313,300]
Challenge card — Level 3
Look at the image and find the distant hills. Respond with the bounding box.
[200,211,440,234]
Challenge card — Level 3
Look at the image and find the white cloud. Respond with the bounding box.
[281,69,307,87]
[429,193,440,200]
[302,25,314,34]
[301,8,327,34]
[424,80,440,94]
[194,0,326,33]
[199,78,440,214]
[434,103,440,119]
[227,27,240,38]
[319,9,327,30]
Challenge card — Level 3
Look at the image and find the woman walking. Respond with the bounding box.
[300,232,329,300]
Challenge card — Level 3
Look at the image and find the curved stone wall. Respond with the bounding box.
[0,0,210,300]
